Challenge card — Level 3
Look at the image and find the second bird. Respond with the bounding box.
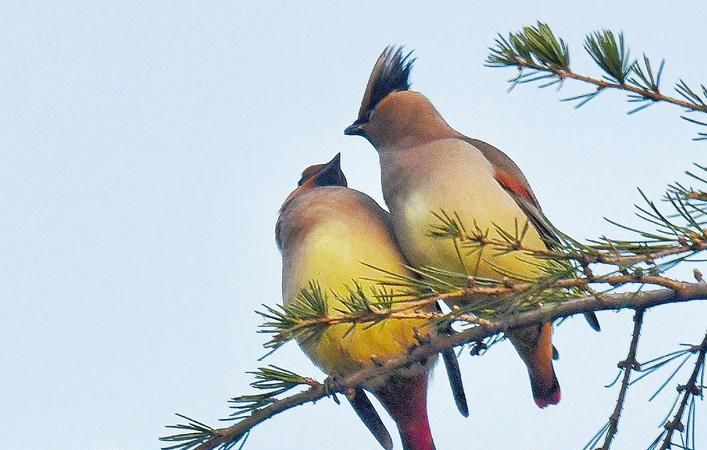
[344,46,598,408]
[277,154,466,450]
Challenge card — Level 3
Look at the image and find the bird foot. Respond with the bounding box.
[413,328,432,345]
[323,373,344,404]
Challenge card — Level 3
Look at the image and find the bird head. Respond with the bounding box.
[280,153,348,211]
[345,46,451,150]
[297,153,348,188]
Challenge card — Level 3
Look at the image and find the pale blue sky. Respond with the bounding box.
[1,2,705,450]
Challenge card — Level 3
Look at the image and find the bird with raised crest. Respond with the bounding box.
[345,46,601,409]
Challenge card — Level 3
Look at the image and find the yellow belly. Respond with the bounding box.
[389,139,548,283]
[401,189,547,281]
[285,218,431,377]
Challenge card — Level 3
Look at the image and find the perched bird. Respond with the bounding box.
[276,154,466,450]
[345,46,599,408]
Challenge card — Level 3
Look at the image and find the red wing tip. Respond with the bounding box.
[495,171,535,204]
[534,389,561,409]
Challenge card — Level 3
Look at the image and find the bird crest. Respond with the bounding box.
[299,153,347,188]
[355,46,415,123]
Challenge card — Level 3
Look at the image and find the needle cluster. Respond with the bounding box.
[487,22,707,140]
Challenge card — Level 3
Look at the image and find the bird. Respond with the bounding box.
[276,153,467,450]
[344,46,600,409]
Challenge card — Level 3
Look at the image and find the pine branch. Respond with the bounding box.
[598,309,645,450]
[162,285,707,450]
[487,22,707,140]
[255,269,700,351]
[162,366,315,450]
[654,332,707,450]
[558,70,699,111]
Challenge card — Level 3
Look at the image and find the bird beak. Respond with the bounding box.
[344,121,365,136]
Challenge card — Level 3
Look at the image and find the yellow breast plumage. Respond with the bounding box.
[279,187,433,378]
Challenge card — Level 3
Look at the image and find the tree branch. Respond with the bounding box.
[514,64,706,113]
[658,331,707,450]
[599,308,644,450]
[261,272,697,349]
[170,283,707,450]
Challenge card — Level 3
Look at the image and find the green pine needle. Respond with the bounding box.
[584,30,631,84]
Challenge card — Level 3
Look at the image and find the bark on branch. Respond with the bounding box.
[599,309,644,450]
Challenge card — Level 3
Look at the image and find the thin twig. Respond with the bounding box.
[599,309,645,450]
[558,69,706,112]
[511,61,707,113]
[658,331,707,450]
[444,220,705,266]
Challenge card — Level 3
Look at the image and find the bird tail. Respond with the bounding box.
[441,347,469,417]
[508,322,561,408]
[529,366,561,408]
[374,373,436,450]
[347,387,393,450]
[584,311,601,332]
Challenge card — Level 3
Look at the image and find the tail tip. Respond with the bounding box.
[534,388,561,408]
[585,311,601,332]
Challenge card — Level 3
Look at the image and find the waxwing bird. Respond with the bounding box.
[345,47,599,409]
[276,154,467,450]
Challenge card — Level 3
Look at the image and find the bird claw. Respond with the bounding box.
[413,328,432,346]
[469,341,487,356]
[323,374,344,404]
